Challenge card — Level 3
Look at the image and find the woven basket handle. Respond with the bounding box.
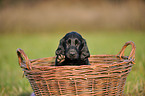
[17,48,31,70]
[117,41,136,60]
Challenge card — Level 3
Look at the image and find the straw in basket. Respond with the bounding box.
[17,41,136,96]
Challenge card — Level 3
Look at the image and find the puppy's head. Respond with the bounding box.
[56,32,90,60]
[65,32,81,60]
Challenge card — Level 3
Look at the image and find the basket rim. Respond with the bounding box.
[17,41,136,70]
[22,54,134,71]
[30,54,129,62]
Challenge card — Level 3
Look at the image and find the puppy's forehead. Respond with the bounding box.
[65,32,82,39]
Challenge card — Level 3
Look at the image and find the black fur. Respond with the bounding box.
[55,32,90,66]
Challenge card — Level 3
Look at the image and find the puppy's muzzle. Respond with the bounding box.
[69,49,76,56]
[66,46,79,60]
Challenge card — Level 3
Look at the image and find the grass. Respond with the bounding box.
[0,31,145,96]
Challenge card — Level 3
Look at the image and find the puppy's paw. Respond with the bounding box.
[57,55,65,63]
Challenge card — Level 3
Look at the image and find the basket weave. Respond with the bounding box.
[17,41,136,96]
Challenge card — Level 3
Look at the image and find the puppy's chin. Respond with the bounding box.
[67,55,79,60]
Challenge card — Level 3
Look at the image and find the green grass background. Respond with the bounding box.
[0,31,145,96]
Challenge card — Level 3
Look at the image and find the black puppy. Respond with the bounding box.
[55,32,90,66]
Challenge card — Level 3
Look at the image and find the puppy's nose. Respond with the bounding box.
[70,51,75,56]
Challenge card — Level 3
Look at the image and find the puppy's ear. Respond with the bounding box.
[55,37,65,55]
[80,38,90,60]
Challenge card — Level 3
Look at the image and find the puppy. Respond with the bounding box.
[55,32,90,66]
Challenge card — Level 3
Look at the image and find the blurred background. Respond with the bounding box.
[0,0,145,33]
[0,0,145,96]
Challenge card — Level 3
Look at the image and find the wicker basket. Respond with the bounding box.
[17,41,136,96]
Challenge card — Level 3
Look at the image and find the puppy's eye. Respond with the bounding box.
[68,39,71,45]
[75,40,79,46]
